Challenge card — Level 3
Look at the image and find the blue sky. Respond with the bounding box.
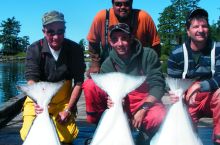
[0,0,219,44]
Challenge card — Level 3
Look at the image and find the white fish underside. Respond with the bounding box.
[150,77,203,145]
[17,81,64,145]
[90,72,145,145]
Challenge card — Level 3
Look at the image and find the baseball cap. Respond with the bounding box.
[42,10,65,26]
[109,23,130,37]
[187,8,208,21]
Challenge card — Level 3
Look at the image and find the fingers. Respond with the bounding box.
[168,91,180,104]
[132,119,142,129]
[107,96,114,108]
[185,83,200,102]
[34,103,43,115]
[56,111,71,124]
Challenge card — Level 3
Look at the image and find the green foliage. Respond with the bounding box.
[0,17,29,55]
[210,18,220,41]
[79,38,87,51]
[160,54,169,73]
[158,0,202,60]
[14,52,26,57]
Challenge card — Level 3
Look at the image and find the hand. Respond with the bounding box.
[132,109,146,129]
[169,91,180,104]
[107,97,125,108]
[107,96,114,108]
[185,83,200,106]
[86,66,100,78]
[56,110,71,124]
[34,103,43,115]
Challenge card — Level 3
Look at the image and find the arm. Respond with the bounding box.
[86,42,101,77]
[66,83,82,112]
[25,41,42,82]
[132,49,165,128]
[144,48,165,101]
[56,83,82,124]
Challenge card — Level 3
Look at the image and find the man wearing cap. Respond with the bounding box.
[85,0,161,77]
[167,8,220,145]
[84,23,166,142]
[20,10,85,144]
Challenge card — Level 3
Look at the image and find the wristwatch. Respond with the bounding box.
[141,102,153,111]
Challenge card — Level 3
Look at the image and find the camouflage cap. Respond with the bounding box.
[42,10,65,26]
[109,23,130,38]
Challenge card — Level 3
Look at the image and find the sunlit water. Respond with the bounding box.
[0,61,89,106]
[0,62,26,105]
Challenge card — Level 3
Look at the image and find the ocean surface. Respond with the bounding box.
[0,62,26,105]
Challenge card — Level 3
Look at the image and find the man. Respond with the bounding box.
[84,23,166,141]
[167,8,220,145]
[86,0,161,75]
[20,10,85,144]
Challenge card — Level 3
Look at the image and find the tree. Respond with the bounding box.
[158,5,177,56]
[0,17,29,55]
[210,8,220,41]
[78,38,87,51]
[158,0,200,52]
[158,0,200,73]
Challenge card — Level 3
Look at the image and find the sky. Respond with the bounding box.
[0,0,219,44]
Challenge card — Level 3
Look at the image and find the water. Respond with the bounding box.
[0,62,26,105]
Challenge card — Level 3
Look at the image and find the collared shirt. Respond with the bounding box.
[48,44,61,61]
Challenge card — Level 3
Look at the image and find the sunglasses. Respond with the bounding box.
[45,29,65,36]
[114,1,130,7]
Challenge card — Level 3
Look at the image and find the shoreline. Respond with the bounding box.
[0,56,25,62]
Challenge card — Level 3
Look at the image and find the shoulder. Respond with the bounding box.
[143,47,158,57]
[215,41,220,47]
[94,9,108,20]
[63,38,83,52]
[214,41,220,55]
[168,45,184,63]
[27,39,43,52]
[63,38,79,47]
[133,9,153,20]
[170,45,184,55]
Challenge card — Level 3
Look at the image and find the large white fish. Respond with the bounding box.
[90,72,146,145]
[150,77,203,145]
[17,81,64,145]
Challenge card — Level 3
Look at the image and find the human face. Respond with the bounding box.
[43,22,65,50]
[109,31,131,59]
[113,0,132,21]
[187,18,209,44]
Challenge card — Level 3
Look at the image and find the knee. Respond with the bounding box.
[20,115,35,141]
[83,79,96,91]
[143,104,167,131]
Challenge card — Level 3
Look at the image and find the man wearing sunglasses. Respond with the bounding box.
[85,23,166,144]
[85,0,161,78]
[20,10,85,145]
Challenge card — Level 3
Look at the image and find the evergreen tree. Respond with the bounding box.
[158,0,200,73]
[79,38,87,51]
[158,0,200,52]
[0,17,29,55]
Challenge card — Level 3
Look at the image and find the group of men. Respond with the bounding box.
[20,0,220,145]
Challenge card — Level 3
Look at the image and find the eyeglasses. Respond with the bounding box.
[114,1,130,7]
[45,29,65,36]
